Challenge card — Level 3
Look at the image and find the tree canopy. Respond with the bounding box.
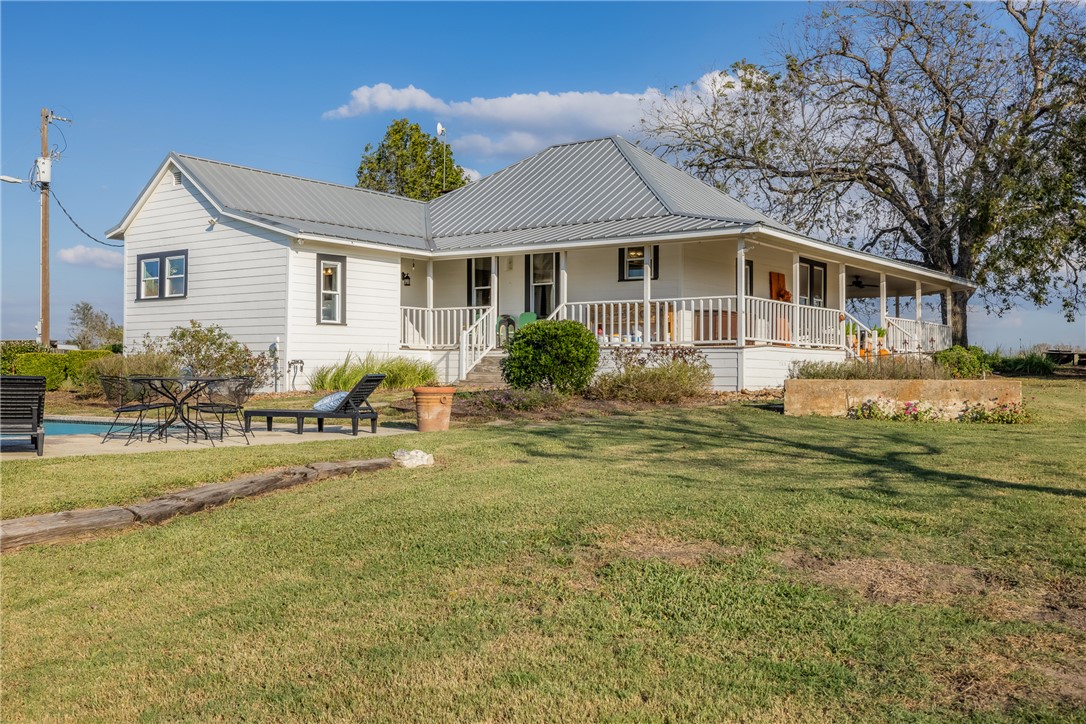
[643,0,1086,344]
[356,118,469,201]
[67,301,122,350]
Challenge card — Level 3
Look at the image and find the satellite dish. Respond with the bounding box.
[436,123,446,136]
[851,275,866,289]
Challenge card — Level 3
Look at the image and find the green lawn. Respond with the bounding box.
[2,379,1084,720]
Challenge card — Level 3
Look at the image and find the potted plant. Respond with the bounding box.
[413,385,456,432]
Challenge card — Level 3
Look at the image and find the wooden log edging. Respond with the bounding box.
[0,458,395,553]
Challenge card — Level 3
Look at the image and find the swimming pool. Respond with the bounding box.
[43,420,113,436]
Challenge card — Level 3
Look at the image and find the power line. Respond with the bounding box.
[48,187,124,248]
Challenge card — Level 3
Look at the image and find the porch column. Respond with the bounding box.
[838,265,847,347]
[736,243,747,348]
[914,281,922,322]
[426,260,434,309]
[491,256,499,336]
[944,288,953,328]
[642,245,651,349]
[879,273,887,330]
[559,250,568,314]
[792,253,801,342]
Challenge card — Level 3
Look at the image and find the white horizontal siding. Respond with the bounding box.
[741,346,845,389]
[123,170,289,355]
[286,241,403,387]
[702,348,740,391]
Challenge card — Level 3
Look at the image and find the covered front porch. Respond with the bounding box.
[396,234,962,383]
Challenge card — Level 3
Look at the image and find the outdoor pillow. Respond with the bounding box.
[312,391,348,411]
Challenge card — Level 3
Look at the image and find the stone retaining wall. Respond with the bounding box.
[784,379,1022,418]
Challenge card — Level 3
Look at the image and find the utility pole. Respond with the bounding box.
[39,108,51,347]
[35,108,70,347]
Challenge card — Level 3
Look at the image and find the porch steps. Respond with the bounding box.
[459,352,507,389]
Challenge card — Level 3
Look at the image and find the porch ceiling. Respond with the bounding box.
[844,266,950,298]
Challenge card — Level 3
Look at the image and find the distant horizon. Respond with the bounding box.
[2,2,1082,348]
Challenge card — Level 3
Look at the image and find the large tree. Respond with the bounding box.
[643,0,1086,344]
[67,301,122,350]
[356,118,469,201]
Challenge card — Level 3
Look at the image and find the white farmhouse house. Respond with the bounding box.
[107,136,974,390]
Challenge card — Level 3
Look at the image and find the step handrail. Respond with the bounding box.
[842,311,873,358]
[458,307,497,380]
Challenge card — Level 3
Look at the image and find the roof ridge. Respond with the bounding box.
[608,136,678,215]
[173,153,428,205]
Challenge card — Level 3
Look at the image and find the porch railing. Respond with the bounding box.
[401,305,490,348]
[459,307,496,379]
[886,316,953,352]
[553,296,844,349]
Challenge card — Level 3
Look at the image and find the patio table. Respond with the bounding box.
[129,376,227,443]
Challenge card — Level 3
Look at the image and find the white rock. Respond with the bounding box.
[393,449,434,468]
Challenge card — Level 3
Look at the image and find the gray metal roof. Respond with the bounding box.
[172,154,429,248]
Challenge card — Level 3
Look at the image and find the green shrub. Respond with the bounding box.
[161,321,276,387]
[11,353,68,390]
[588,346,712,402]
[1,340,51,374]
[789,356,945,380]
[308,353,437,391]
[991,352,1055,376]
[934,345,991,379]
[501,320,599,393]
[64,350,115,391]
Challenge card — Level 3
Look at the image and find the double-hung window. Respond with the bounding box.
[467,257,493,307]
[528,253,556,317]
[136,250,187,300]
[318,254,346,324]
[798,258,827,307]
[618,246,660,282]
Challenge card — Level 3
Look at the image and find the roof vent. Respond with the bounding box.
[173,171,183,186]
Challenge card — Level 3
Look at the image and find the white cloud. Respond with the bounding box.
[57,244,123,270]
[461,167,482,182]
[322,72,733,168]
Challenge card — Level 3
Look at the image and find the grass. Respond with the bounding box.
[2,379,1084,720]
[307,352,437,391]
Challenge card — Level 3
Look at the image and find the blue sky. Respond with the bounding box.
[2,1,1082,349]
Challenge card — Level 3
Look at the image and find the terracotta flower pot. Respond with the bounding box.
[413,386,456,432]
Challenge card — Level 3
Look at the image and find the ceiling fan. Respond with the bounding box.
[850,275,866,289]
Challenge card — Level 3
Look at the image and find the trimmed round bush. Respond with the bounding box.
[934,345,990,379]
[501,320,599,393]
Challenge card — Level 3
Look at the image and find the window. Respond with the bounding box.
[618,246,660,282]
[743,259,754,296]
[527,253,557,317]
[467,257,492,306]
[798,258,827,307]
[317,253,346,324]
[136,250,187,300]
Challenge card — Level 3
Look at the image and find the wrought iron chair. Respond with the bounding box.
[99,375,171,444]
[187,377,255,444]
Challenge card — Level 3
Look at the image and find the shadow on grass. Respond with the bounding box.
[494,407,1086,501]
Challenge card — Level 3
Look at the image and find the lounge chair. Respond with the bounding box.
[244,373,385,435]
[0,375,46,456]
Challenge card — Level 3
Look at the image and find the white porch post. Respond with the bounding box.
[879,273,887,330]
[426,260,434,309]
[944,288,953,329]
[839,265,847,347]
[914,281,922,322]
[791,253,801,341]
[559,250,568,317]
[490,257,497,319]
[642,245,651,349]
[736,242,747,347]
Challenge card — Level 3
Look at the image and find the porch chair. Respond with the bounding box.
[244,373,385,436]
[99,375,171,445]
[0,375,46,456]
[187,376,255,444]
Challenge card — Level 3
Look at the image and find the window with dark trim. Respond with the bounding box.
[743,259,754,296]
[798,258,827,307]
[466,257,493,306]
[136,250,187,300]
[524,253,558,317]
[618,245,660,282]
[317,253,346,324]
